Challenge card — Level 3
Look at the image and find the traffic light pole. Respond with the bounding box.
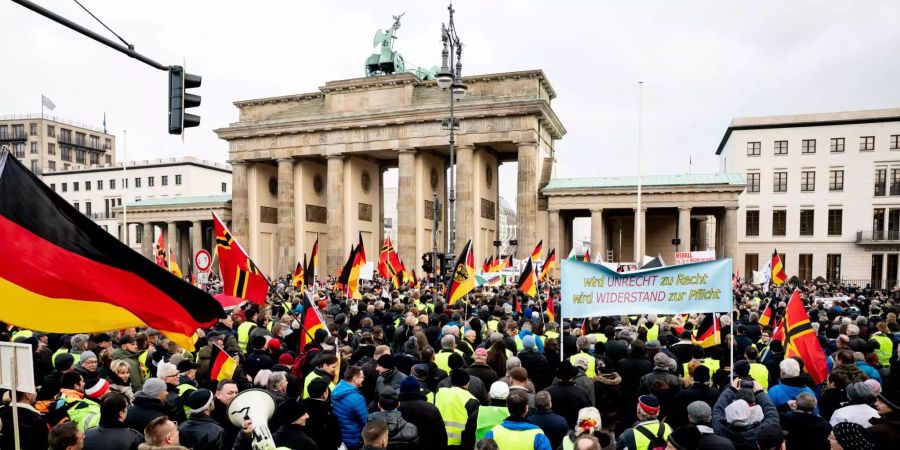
[11,0,170,72]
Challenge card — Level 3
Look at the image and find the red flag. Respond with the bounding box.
[213,213,269,305]
[781,289,828,384]
[546,296,556,323]
[583,249,591,263]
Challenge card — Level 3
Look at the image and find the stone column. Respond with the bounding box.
[141,222,154,259]
[516,141,539,259]
[276,157,296,276]
[166,222,177,263]
[714,213,724,259]
[230,161,249,245]
[697,218,708,251]
[191,220,203,259]
[590,209,604,262]
[326,154,346,276]
[455,145,475,253]
[397,149,417,270]
[678,207,692,253]
[724,206,738,261]
[633,208,646,262]
[548,209,561,277]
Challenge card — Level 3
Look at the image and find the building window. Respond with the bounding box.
[875,168,887,196]
[774,141,788,155]
[892,135,900,151]
[802,139,816,154]
[175,174,182,185]
[827,254,841,281]
[12,125,25,139]
[800,209,814,236]
[29,123,37,135]
[0,125,7,139]
[89,153,99,165]
[47,143,55,155]
[85,181,91,191]
[872,254,884,289]
[47,125,55,137]
[893,169,900,196]
[48,160,55,171]
[829,169,844,191]
[104,138,111,150]
[773,210,786,236]
[798,254,813,281]
[773,171,788,192]
[801,171,815,192]
[745,253,759,273]
[221,182,227,192]
[14,144,25,158]
[97,180,103,190]
[873,208,885,239]
[161,175,168,186]
[85,202,92,216]
[61,146,72,162]
[828,209,842,236]
[134,177,140,188]
[104,155,111,165]
[30,160,39,172]
[89,136,99,149]
[148,176,155,187]
[73,202,79,212]
[50,183,56,191]
[747,142,761,156]
[860,136,875,151]
[73,182,79,192]
[60,128,71,142]
[75,150,86,164]
[136,224,143,244]
[30,142,38,154]
[110,179,116,189]
[62,183,67,192]
[747,172,760,193]
[745,210,759,237]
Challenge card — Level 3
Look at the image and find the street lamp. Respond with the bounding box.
[439,1,467,256]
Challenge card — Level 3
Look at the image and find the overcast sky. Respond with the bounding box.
[4,0,900,216]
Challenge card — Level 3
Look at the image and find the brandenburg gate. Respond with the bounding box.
[215,70,566,276]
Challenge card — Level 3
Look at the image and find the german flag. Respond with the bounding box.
[0,150,223,351]
[692,313,720,348]
[168,248,182,278]
[505,254,514,269]
[485,256,495,272]
[447,240,475,305]
[357,232,367,266]
[411,269,420,289]
[540,249,557,281]
[546,296,556,323]
[780,289,828,384]
[771,250,787,285]
[305,237,318,288]
[213,213,268,305]
[292,258,305,290]
[583,249,591,263]
[338,242,364,299]
[209,343,237,381]
[515,296,523,314]
[530,240,543,262]
[758,298,773,326]
[299,292,326,351]
[518,258,538,298]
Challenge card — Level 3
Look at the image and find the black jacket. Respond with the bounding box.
[164,383,187,423]
[546,381,592,428]
[125,393,167,432]
[398,391,448,450]
[178,414,225,450]
[518,350,552,391]
[466,363,499,390]
[273,424,320,450]
[244,349,274,378]
[83,420,143,450]
[0,403,49,450]
[304,398,343,450]
[779,411,831,450]
[668,383,720,428]
[527,408,569,450]
[369,410,419,450]
[210,398,240,448]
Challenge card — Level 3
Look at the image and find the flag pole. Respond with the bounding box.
[635,81,644,263]
[730,308,735,382]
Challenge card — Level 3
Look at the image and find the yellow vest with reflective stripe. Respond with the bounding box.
[490,422,544,450]
[51,348,69,368]
[749,362,769,390]
[588,332,607,343]
[11,330,33,341]
[682,359,720,378]
[872,334,892,367]
[475,405,509,441]
[138,351,150,379]
[303,370,336,398]
[570,352,597,378]
[544,330,560,341]
[236,322,256,353]
[632,420,671,450]
[434,386,475,446]
[177,383,197,415]
[434,349,462,373]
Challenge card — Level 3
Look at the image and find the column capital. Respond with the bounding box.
[325,153,345,160]
[515,138,539,146]
[725,205,739,211]
[276,157,295,163]
[633,207,648,212]
[227,159,247,166]
[455,143,476,150]
[397,147,417,154]
[678,206,693,212]
[590,208,603,214]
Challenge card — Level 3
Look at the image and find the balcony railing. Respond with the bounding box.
[58,134,106,152]
[857,230,900,243]
[88,212,117,220]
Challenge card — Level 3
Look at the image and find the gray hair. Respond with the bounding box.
[535,391,552,410]
[795,392,817,412]
[267,371,287,391]
[506,356,522,371]
[687,401,711,424]
[576,336,590,351]
[489,332,504,343]
[441,334,456,350]
[780,358,800,378]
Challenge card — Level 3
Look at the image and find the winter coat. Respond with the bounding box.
[244,349,274,378]
[617,356,652,400]
[768,378,818,415]
[818,388,847,421]
[210,398,240,449]
[83,420,143,450]
[831,363,868,384]
[304,397,343,450]
[669,383,720,428]
[594,372,622,415]
[779,411,830,450]
[695,425,735,450]
[332,380,368,448]
[519,349,552,391]
[398,391,448,450]
[0,403,49,450]
[178,414,225,450]
[868,410,900,449]
[527,408,569,450]
[466,363,499,390]
[438,371,490,405]
[829,403,879,428]
[853,361,881,382]
[369,410,419,450]
[107,376,135,402]
[124,393,167,432]
[163,383,187,423]
[272,424,320,450]
[711,388,779,450]
[377,368,408,393]
[546,380,592,428]
[639,368,683,395]
[112,347,144,391]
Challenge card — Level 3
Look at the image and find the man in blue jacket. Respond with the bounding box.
[768,359,819,415]
[333,366,368,450]
[485,390,552,450]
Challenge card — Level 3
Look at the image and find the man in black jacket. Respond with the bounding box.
[669,366,720,428]
[779,392,831,450]
[304,378,343,450]
[211,380,240,448]
[178,389,224,450]
[82,393,142,450]
[0,390,50,450]
[124,378,169,432]
[272,398,319,449]
[398,376,448,450]
[368,387,419,449]
[545,361,592,428]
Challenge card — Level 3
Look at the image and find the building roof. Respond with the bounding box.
[42,156,231,175]
[715,108,900,155]
[543,173,745,191]
[125,195,231,208]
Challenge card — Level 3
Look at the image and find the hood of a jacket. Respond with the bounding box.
[597,372,622,385]
[332,380,358,401]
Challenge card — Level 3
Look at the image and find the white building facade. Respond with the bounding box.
[719,108,900,287]
[42,157,232,251]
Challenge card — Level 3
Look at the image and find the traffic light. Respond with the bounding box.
[442,253,456,278]
[421,253,433,274]
[168,65,201,135]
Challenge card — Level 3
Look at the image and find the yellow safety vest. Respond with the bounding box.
[633,420,671,450]
[570,352,597,378]
[237,322,256,353]
[303,370,336,399]
[177,383,197,415]
[682,359,720,378]
[487,320,499,332]
[872,334,893,367]
[544,330,560,341]
[475,405,509,441]
[588,332,607,343]
[749,362,769,390]
[434,386,476,446]
[489,422,544,449]
[644,323,659,342]
[51,348,70,368]
[138,351,150,379]
[434,349,463,373]
[11,330,33,341]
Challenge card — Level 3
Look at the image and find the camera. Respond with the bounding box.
[740,380,755,389]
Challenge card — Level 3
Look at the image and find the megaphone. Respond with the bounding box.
[227,388,277,450]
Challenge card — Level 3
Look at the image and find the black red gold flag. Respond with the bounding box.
[692,313,720,348]
[305,237,318,288]
[447,240,475,305]
[517,258,538,298]
[209,343,237,381]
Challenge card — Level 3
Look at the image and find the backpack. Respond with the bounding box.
[634,423,666,450]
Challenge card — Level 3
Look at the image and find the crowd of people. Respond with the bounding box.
[1,272,899,450]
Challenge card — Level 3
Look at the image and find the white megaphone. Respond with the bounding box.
[227,388,278,450]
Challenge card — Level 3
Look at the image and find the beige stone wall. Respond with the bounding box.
[645,214,677,263]
[248,163,278,274]
[416,152,447,263]
[472,150,498,260]
[343,157,382,262]
[294,160,328,263]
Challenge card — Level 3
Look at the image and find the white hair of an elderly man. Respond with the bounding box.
[779,358,800,378]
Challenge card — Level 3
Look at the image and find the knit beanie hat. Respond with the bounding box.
[667,425,701,450]
[399,376,420,394]
[489,381,509,400]
[184,389,214,414]
[307,378,330,400]
[638,395,661,416]
[85,378,109,399]
[79,351,98,363]
[450,368,470,387]
[141,378,166,398]
[831,422,875,450]
[724,399,752,426]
